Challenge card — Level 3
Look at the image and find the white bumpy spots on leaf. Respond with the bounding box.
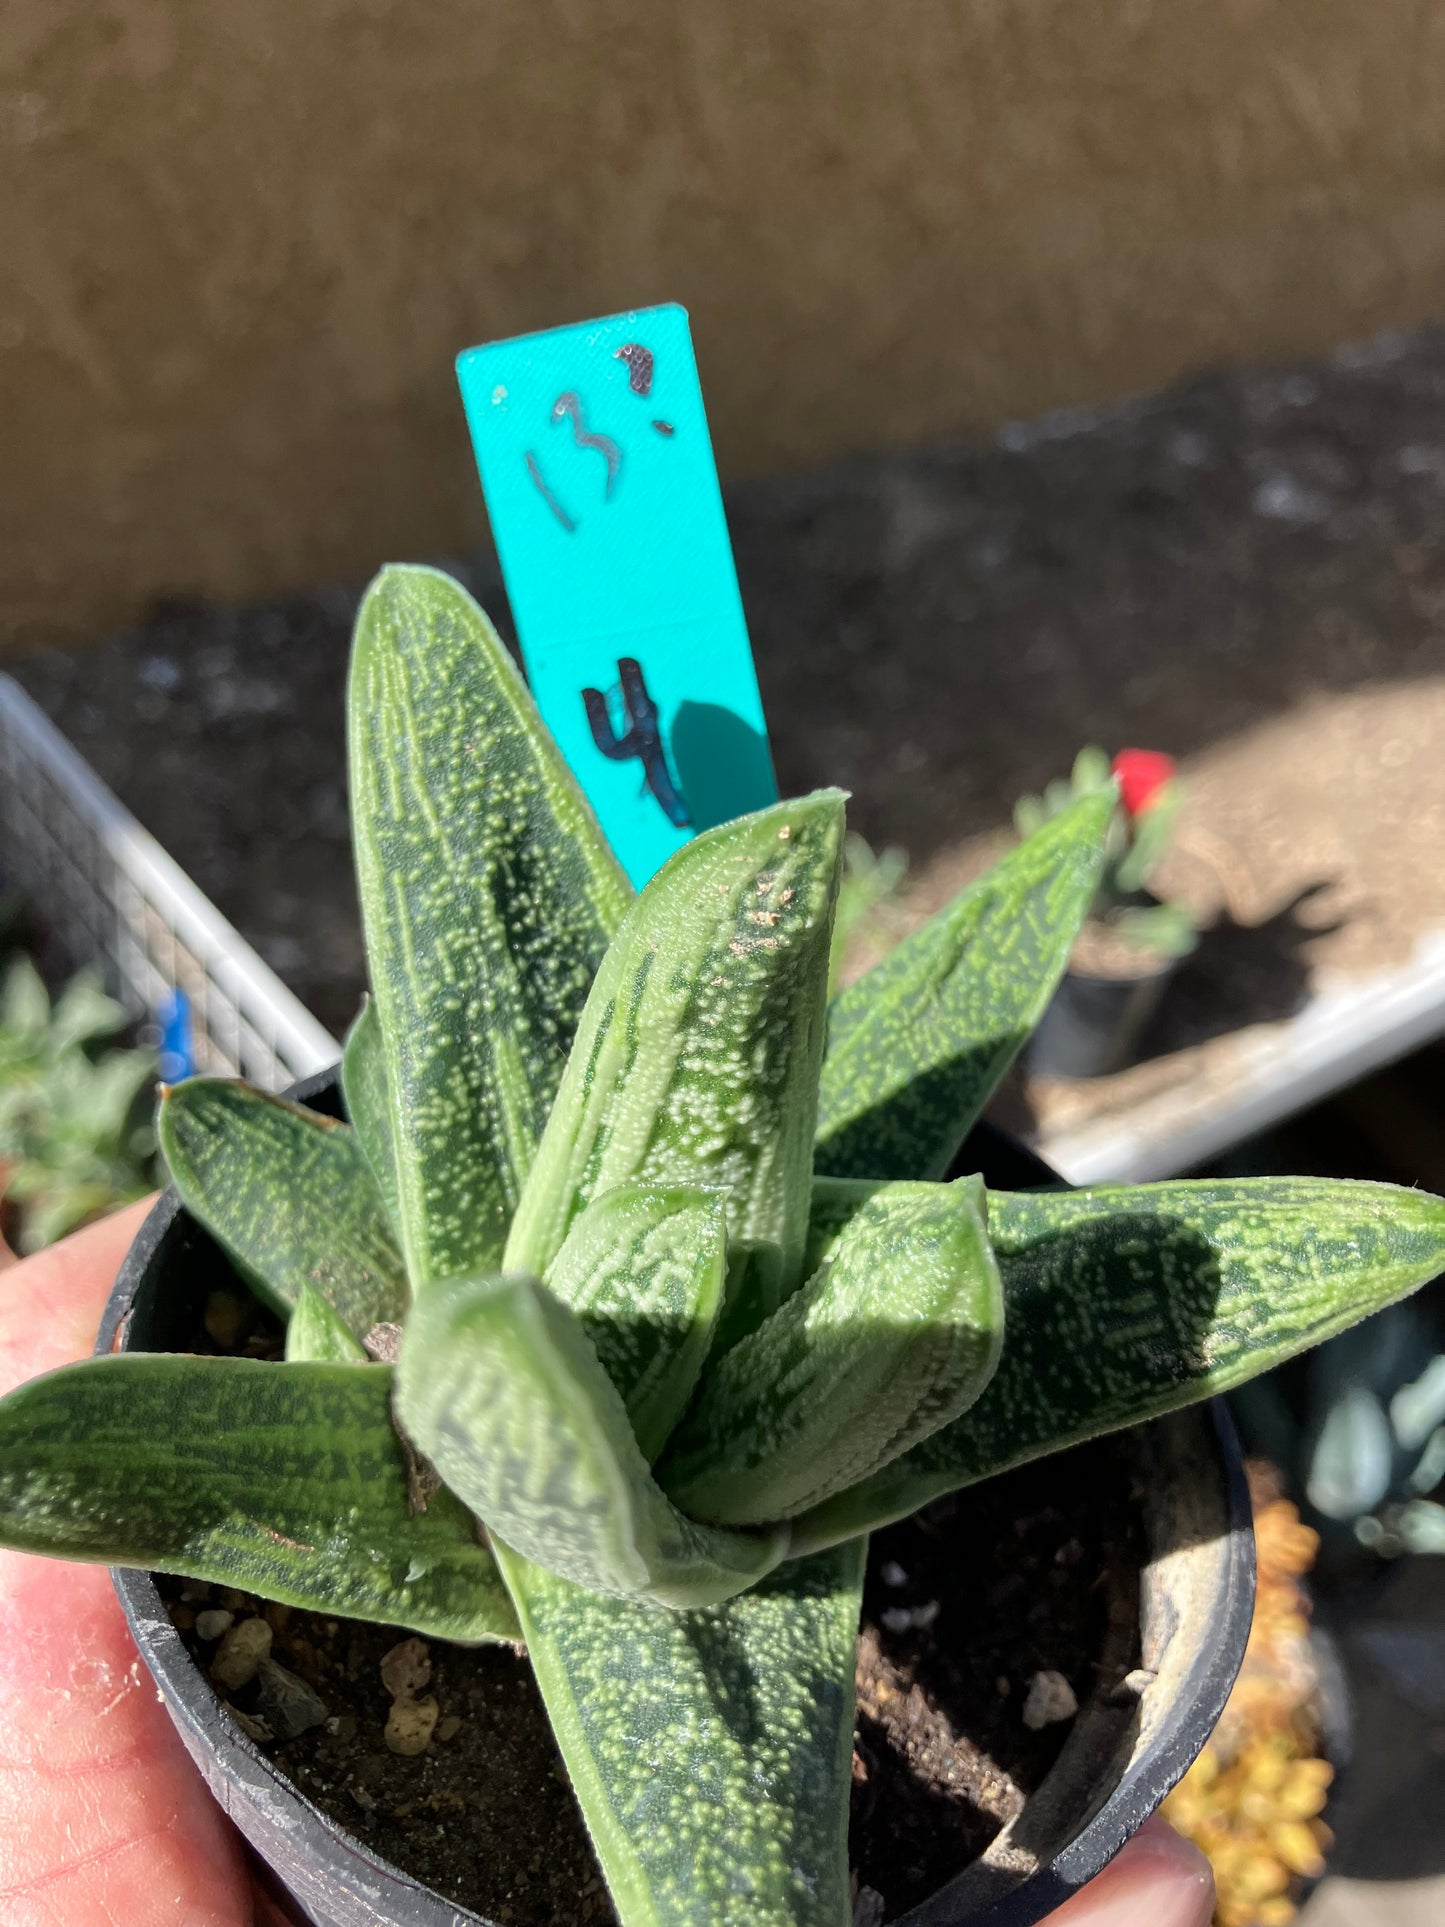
[814,790,1110,1182]
[507,793,844,1351]
[349,565,631,1287]
[159,1078,408,1335]
[502,1539,864,1927]
[546,1183,728,1460]
[396,1271,787,1608]
[790,1176,1445,1551]
[658,1176,1003,1523]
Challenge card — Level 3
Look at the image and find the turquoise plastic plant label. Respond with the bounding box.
[456,305,776,887]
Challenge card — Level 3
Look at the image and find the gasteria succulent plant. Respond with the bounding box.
[0,958,156,1253]
[1,566,1444,1927]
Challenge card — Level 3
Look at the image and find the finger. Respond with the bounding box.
[0,1199,155,1394]
[1045,1817,1214,1927]
[0,1203,255,1925]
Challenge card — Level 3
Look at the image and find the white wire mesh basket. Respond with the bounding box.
[0,673,338,1091]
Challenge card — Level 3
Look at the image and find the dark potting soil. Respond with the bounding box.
[158,1291,1140,1927]
[21,325,1445,1050]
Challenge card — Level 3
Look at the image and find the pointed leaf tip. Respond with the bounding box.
[349,565,631,1288]
[815,788,1111,1182]
[792,1176,1445,1551]
[508,792,846,1347]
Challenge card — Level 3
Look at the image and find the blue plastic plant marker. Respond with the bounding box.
[456,305,777,887]
[156,988,195,1083]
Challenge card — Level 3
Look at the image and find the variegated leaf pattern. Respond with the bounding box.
[547,1183,728,1460]
[507,794,844,1351]
[341,999,400,1234]
[396,1272,787,1608]
[814,790,1110,1181]
[791,1176,1445,1552]
[349,565,631,1286]
[499,1537,864,1927]
[0,1354,518,1641]
[659,1176,1002,1523]
[158,1078,408,1333]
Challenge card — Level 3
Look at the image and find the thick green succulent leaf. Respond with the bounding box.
[547,1183,728,1460]
[0,1354,518,1642]
[497,1535,864,1927]
[158,1078,408,1332]
[791,1177,1445,1552]
[341,1000,399,1233]
[349,564,631,1286]
[814,790,1110,1182]
[507,794,844,1350]
[396,1272,788,1608]
[285,1285,370,1364]
[659,1176,1002,1524]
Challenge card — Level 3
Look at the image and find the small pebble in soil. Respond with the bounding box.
[380,1636,432,1702]
[212,1616,272,1690]
[880,1561,908,1587]
[1022,1669,1079,1730]
[879,1600,940,1634]
[385,1694,440,1756]
[1111,1667,1158,1704]
[256,1658,329,1741]
[194,1609,234,1642]
[852,1887,886,1927]
[436,1715,462,1744]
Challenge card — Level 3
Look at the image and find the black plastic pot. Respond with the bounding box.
[100,1067,1254,1927]
[1026,960,1176,1080]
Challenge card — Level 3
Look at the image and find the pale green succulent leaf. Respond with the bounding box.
[659,1175,1002,1523]
[341,1000,400,1233]
[348,564,631,1287]
[791,1177,1445,1551]
[814,790,1111,1181]
[396,1272,788,1608]
[285,1284,371,1364]
[0,1354,518,1642]
[507,794,844,1352]
[158,1078,408,1333]
[547,1183,728,1460]
[497,1535,863,1927]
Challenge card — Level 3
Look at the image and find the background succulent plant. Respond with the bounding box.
[0,566,1442,1927]
[1015,742,1198,960]
[0,958,156,1254]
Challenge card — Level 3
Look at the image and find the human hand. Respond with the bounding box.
[0,1210,1215,1926]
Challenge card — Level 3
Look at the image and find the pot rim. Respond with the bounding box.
[99,1071,1254,1927]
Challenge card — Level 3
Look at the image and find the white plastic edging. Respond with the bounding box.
[0,674,338,1090]
[1037,928,1445,1184]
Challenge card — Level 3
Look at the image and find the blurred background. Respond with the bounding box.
[7,6,1445,1924]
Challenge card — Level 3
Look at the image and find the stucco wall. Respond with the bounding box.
[7,1,1445,645]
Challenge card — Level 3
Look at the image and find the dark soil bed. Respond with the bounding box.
[16,325,1445,1052]
[160,1406,1140,1926]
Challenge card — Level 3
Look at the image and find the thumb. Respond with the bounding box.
[1046,1817,1215,1927]
[0,1203,254,1926]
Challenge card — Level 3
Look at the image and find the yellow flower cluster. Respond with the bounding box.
[1161,1466,1334,1927]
